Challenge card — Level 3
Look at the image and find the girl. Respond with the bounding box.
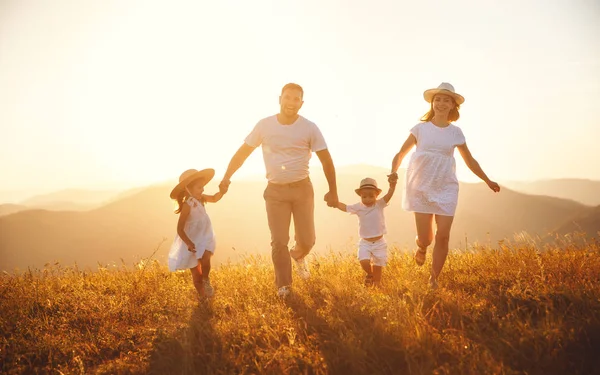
[389,82,500,289]
[168,168,226,298]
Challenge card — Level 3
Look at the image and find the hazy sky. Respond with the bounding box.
[1,0,599,198]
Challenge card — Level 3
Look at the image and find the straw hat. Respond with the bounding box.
[355,177,382,195]
[170,168,215,199]
[423,82,465,105]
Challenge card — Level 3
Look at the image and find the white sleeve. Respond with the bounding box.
[409,122,422,140]
[244,120,263,148]
[345,202,362,215]
[310,123,328,152]
[376,198,388,208]
[455,126,466,146]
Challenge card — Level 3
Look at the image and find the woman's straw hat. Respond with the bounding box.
[423,82,465,105]
[355,177,382,195]
[170,168,215,199]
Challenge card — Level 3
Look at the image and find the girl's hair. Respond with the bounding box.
[174,178,206,214]
[174,190,188,214]
[420,95,461,122]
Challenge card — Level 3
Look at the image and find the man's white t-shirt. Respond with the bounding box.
[244,115,327,184]
[346,198,388,239]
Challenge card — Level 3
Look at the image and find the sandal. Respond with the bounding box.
[414,237,427,266]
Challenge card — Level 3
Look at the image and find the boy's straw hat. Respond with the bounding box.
[423,82,465,105]
[355,177,382,195]
[170,168,215,199]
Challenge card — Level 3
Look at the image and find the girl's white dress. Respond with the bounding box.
[168,197,216,271]
[403,121,466,216]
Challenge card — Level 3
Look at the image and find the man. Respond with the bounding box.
[219,83,339,298]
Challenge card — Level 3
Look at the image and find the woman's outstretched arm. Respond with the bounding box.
[457,143,500,192]
[390,134,417,174]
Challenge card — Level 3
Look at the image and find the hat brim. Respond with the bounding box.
[423,89,465,105]
[355,186,382,196]
[170,169,215,199]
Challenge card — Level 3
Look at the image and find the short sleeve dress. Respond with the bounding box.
[168,197,216,271]
[402,121,466,216]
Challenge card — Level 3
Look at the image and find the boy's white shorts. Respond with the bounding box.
[357,237,388,267]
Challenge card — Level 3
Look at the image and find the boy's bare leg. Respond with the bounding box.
[372,265,383,286]
[360,259,372,275]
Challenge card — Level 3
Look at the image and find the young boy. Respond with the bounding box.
[335,176,397,286]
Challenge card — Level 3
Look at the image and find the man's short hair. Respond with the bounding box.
[281,83,304,98]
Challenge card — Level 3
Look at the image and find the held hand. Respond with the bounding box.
[387,172,399,184]
[324,191,339,208]
[219,179,231,194]
[487,180,500,193]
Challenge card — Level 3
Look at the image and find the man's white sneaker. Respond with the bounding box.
[203,279,215,298]
[277,286,291,299]
[293,256,310,280]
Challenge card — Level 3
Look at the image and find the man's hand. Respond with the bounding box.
[324,191,339,208]
[486,180,500,193]
[219,179,231,194]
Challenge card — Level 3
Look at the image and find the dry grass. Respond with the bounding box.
[1,235,599,374]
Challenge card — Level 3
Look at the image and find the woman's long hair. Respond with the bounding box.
[421,95,461,122]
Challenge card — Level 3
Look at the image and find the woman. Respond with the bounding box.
[389,82,500,289]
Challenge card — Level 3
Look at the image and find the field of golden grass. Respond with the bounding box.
[1,235,599,374]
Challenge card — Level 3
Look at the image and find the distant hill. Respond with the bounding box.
[0,166,597,271]
[20,188,122,208]
[553,205,600,237]
[0,204,28,217]
[502,179,600,207]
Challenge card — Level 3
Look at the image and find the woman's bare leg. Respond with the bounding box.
[415,213,434,249]
[431,215,454,282]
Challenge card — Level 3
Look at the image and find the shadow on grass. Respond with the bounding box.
[420,290,600,375]
[285,283,410,375]
[146,300,233,375]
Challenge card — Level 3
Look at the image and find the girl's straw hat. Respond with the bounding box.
[423,82,465,105]
[355,177,382,195]
[170,168,215,199]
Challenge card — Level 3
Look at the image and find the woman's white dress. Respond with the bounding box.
[168,197,216,271]
[403,121,466,216]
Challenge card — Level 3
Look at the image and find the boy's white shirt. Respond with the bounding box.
[244,115,327,184]
[346,198,388,239]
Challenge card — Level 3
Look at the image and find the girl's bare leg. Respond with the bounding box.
[201,251,212,281]
[190,264,204,296]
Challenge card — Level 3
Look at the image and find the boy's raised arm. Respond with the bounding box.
[383,178,397,203]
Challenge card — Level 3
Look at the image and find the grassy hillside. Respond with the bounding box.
[1,239,599,374]
[2,166,597,271]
